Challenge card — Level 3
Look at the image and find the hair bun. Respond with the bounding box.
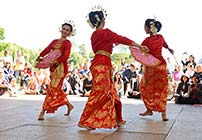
[155,21,162,32]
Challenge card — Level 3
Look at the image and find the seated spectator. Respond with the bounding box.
[0,70,15,97]
[175,76,202,104]
[82,72,93,97]
[193,64,202,82]
[114,72,124,97]
[3,62,14,83]
[21,62,33,88]
[9,77,18,94]
[24,76,38,95]
[127,74,141,99]
[174,74,190,103]
[167,75,177,101]
[39,76,50,95]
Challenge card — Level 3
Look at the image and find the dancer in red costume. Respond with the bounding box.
[138,18,174,121]
[78,6,147,129]
[37,21,75,120]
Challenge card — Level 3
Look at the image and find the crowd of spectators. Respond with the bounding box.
[0,50,202,105]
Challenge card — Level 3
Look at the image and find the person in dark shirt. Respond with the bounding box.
[122,64,137,95]
[83,72,93,97]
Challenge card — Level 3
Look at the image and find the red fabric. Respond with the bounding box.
[140,65,168,112]
[78,65,124,129]
[91,28,133,67]
[141,34,168,65]
[39,39,71,73]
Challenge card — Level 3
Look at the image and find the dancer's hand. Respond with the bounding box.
[140,46,149,53]
[36,56,43,62]
[168,48,174,55]
[49,59,57,67]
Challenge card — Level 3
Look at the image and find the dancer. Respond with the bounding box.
[78,6,147,129]
[37,20,75,120]
[138,18,174,121]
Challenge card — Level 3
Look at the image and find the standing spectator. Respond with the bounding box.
[2,50,13,65]
[68,71,79,95]
[122,64,137,95]
[166,57,174,74]
[181,52,189,73]
[187,55,197,68]
[114,72,123,97]
[13,50,25,83]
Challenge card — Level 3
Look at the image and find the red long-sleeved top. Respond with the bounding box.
[39,39,71,73]
[91,28,133,67]
[141,34,169,65]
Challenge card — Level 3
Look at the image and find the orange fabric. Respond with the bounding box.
[140,64,168,112]
[42,73,69,113]
[78,65,124,129]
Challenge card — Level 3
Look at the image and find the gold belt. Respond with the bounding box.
[95,50,111,58]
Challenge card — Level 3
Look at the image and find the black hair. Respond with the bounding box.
[145,18,162,32]
[62,23,73,32]
[88,11,104,28]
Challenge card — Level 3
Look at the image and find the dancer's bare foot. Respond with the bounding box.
[38,111,45,121]
[117,120,126,127]
[161,112,169,121]
[64,104,74,116]
[139,110,153,116]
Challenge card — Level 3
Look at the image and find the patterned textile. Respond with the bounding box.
[42,70,68,113]
[78,65,124,129]
[140,64,168,112]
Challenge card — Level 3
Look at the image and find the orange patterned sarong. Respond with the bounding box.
[42,63,69,113]
[140,64,168,112]
[78,65,124,129]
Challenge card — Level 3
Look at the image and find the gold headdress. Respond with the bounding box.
[150,16,158,35]
[62,19,76,36]
[86,5,107,29]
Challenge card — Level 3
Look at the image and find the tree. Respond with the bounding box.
[68,51,87,68]
[78,44,88,59]
[0,27,5,40]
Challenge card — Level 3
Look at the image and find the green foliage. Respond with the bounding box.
[68,51,87,68]
[0,42,40,68]
[0,27,5,40]
[111,52,133,66]
[78,44,88,59]
[89,51,94,59]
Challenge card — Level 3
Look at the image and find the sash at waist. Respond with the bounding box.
[95,50,111,58]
